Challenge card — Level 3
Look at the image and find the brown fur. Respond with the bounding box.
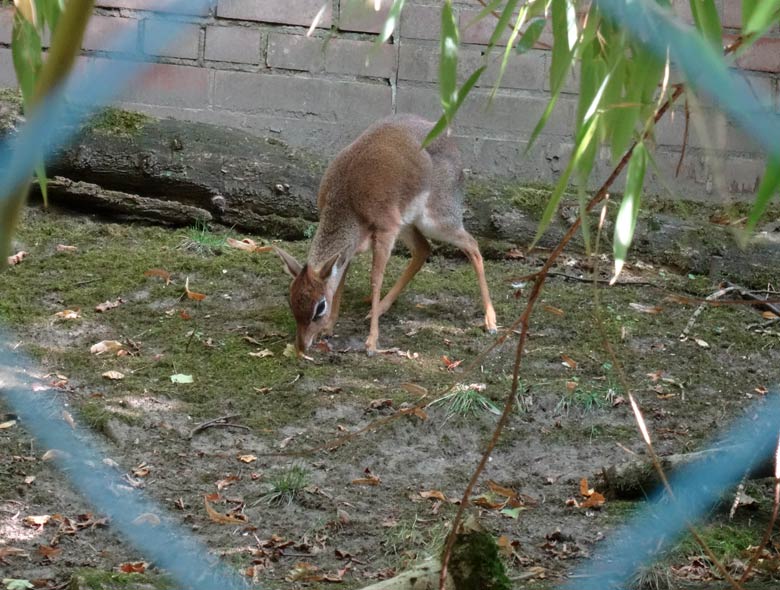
[275,115,497,355]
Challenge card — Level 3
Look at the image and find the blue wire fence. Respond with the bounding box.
[0,1,778,588]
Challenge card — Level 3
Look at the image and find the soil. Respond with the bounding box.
[1,207,779,589]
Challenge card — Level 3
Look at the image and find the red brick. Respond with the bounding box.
[205,25,263,64]
[95,0,211,16]
[217,0,332,29]
[400,4,440,40]
[736,37,780,72]
[83,15,140,53]
[339,1,391,34]
[143,19,200,59]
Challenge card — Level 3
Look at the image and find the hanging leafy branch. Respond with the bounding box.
[424,0,780,282]
[0,0,94,262]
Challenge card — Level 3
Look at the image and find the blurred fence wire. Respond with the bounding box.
[0,1,779,589]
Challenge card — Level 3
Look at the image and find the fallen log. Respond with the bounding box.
[598,447,775,499]
[1,95,778,287]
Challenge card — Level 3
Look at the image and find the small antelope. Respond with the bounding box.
[274,115,497,355]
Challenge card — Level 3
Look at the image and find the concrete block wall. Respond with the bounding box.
[0,0,778,203]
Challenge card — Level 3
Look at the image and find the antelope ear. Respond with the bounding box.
[273,246,303,278]
[317,251,344,281]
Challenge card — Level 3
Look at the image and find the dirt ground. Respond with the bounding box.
[1,207,780,589]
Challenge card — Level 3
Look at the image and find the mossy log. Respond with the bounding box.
[1,96,778,287]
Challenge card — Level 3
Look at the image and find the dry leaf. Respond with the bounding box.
[580,491,606,508]
[352,467,381,486]
[405,406,428,421]
[119,562,148,574]
[53,309,81,320]
[24,514,51,528]
[487,480,517,499]
[41,449,67,461]
[579,478,591,497]
[132,513,161,526]
[37,544,62,560]
[216,475,240,491]
[24,475,35,485]
[204,495,247,524]
[184,276,206,301]
[543,304,565,316]
[56,244,78,253]
[102,370,125,380]
[420,490,447,501]
[442,355,463,370]
[7,251,27,266]
[61,410,75,429]
[401,383,428,396]
[762,311,779,319]
[0,419,17,429]
[629,302,663,314]
[506,248,525,259]
[144,268,172,285]
[694,338,710,348]
[95,299,123,313]
[561,355,577,369]
[226,237,273,253]
[319,385,342,393]
[249,349,274,358]
[238,454,257,464]
[91,340,123,355]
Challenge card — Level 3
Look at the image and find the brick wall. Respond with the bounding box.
[0,0,778,202]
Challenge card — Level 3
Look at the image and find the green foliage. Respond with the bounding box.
[430,384,501,419]
[259,464,310,506]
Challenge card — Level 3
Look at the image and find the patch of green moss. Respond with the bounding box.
[450,530,511,590]
[672,523,761,563]
[0,87,23,106]
[88,107,152,137]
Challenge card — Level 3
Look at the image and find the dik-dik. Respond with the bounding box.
[274,115,497,355]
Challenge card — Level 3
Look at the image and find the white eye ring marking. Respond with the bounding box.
[312,298,328,321]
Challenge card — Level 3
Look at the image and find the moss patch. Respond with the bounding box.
[88,107,153,137]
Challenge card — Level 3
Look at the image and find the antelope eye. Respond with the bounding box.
[313,298,327,321]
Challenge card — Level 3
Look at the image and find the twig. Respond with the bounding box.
[679,286,739,339]
[515,271,660,287]
[189,414,246,438]
[724,280,780,318]
[675,95,690,178]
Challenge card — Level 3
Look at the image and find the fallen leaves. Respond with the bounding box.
[144,268,172,285]
[95,298,123,313]
[249,349,274,359]
[442,355,463,371]
[204,494,247,524]
[568,478,606,509]
[184,276,206,301]
[53,309,81,320]
[90,340,124,355]
[7,251,27,266]
[226,237,273,253]
[102,370,125,380]
[56,244,78,253]
[351,467,381,486]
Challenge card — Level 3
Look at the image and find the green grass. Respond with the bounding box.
[429,383,501,419]
[180,219,231,255]
[257,464,310,506]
